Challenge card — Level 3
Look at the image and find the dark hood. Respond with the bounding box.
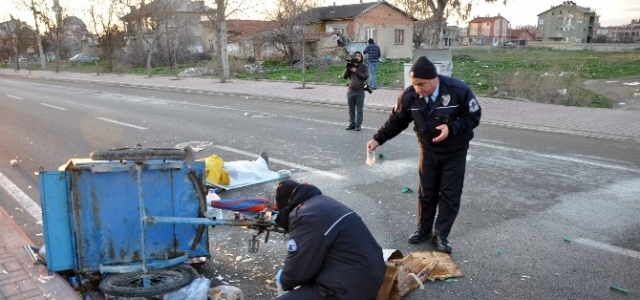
[275,183,322,232]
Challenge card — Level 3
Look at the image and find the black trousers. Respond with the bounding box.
[417,148,467,238]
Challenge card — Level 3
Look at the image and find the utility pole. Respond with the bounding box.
[30,0,46,70]
[52,0,62,73]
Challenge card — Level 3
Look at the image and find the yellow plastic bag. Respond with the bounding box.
[200,155,230,185]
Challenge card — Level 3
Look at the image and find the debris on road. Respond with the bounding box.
[610,285,629,294]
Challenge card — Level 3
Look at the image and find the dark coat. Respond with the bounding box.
[373,75,482,154]
[342,62,369,91]
[279,185,385,300]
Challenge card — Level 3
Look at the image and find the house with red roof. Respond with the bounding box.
[466,15,511,46]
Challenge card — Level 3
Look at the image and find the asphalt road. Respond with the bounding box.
[1,77,639,299]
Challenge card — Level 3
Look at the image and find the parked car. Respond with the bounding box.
[69,53,99,63]
[18,58,28,63]
[503,41,515,47]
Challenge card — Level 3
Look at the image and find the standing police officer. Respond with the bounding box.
[366,57,481,253]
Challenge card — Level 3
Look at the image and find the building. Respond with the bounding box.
[509,28,535,45]
[466,15,511,46]
[209,20,280,60]
[606,20,640,43]
[121,0,212,55]
[442,26,462,46]
[301,0,415,59]
[61,16,98,57]
[536,1,598,43]
[0,19,36,62]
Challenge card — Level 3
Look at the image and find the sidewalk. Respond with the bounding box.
[2,68,640,143]
[0,207,79,300]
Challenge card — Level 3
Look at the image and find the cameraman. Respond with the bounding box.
[342,51,369,131]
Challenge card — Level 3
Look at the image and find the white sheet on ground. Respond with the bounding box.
[213,157,290,190]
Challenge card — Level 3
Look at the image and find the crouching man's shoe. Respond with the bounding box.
[432,236,452,253]
[408,231,432,244]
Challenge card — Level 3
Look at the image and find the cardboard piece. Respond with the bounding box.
[376,250,463,300]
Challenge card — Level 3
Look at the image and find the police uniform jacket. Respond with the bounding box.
[373,75,481,155]
[279,184,385,300]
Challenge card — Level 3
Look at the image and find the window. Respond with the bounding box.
[365,28,375,41]
[208,39,215,52]
[394,29,404,44]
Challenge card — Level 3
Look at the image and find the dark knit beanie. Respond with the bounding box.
[409,56,438,79]
[275,179,301,209]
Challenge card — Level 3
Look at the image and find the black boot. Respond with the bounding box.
[432,235,452,253]
[408,231,432,244]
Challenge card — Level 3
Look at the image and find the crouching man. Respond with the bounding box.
[274,180,385,300]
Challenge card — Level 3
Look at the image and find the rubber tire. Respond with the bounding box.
[99,264,198,297]
[90,148,187,161]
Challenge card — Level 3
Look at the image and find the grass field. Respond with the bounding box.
[5,47,639,108]
[239,47,640,108]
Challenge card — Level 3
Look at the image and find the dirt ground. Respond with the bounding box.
[583,76,640,110]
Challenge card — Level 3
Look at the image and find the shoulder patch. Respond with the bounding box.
[286,239,297,253]
[469,98,480,113]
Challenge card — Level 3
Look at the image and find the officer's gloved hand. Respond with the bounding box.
[270,211,279,224]
[275,269,286,296]
[275,269,282,284]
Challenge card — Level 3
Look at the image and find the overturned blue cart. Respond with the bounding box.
[38,147,282,297]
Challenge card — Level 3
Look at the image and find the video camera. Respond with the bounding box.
[344,57,373,94]
[345,57,358,69]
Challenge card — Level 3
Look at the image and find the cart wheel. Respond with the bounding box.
[99,264,198,297]
[90,147,187,161]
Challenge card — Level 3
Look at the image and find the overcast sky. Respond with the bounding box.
[4,0,637,28]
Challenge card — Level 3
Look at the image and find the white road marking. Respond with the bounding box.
[0,171,41,223]
[573,238,640,260]
[97,117,147,130]
[40,103,68,110]
[472,141,640,173]
[213,145,344,180]
[7,94,23,100]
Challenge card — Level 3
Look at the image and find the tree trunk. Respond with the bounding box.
[146,41,154,78]
[301,37,306,89]
[215,0,229,83]
[54,42,61,73]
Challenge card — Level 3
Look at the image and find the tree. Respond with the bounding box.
[0,17,34,70]
[265,0,318,62]
[87,0,124,74]
[17,0,67,72]
[124,0,199,77]
[202,0,254,83]
[392,0,508,48]
[265,0,319,88]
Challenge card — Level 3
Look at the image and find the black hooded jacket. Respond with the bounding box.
[278,184,385,300]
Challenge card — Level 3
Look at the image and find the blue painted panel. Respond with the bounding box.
[39,171,76,272]
[173,163,210,256]
[67,160,209,272]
